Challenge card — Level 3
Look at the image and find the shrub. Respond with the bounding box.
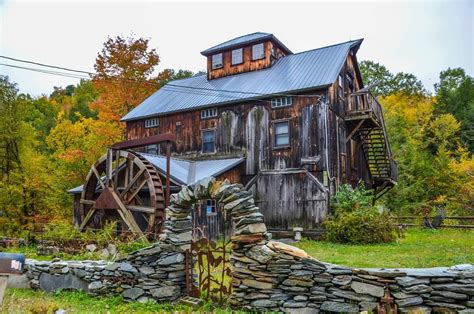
[324,183,400,244]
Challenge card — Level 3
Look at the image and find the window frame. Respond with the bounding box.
[205,199,217,216]
[200,108,217,119]
[212,53,223,70]
[273,119,291,149]
[202,129,216,154]
[231,48,243,66]
[144,117,159,128]
[271,96,293,108]
[252,43,265,61]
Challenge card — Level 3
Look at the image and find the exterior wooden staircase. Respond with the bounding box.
[344,91,397,201]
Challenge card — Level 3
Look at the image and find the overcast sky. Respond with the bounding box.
[0,0,472,96]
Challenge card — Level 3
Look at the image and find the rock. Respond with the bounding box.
[270,293,290,301]
[250,299,279,308]
[242,278,275,290]
[403,284,433,294]
[119,262,137,273]
[244,292,270,300]
[122,287,144,300]
[157,253,185,266]
[293,295,308,301]
[139,266,155,275]
[85,244,97,252]
[107,244,117,256]
[283,301,308,308]
[150,285,180,299]
[424,300,466,310]
[99,249,110,259]
[245,244,275,264]
[392,291,416,299]
[290,270,314,278]
[320,301,359,313]
[351,281,384,297]
[39,273,89,293]
[431,290,467,300]
[105,262,120,271]
[282,278,315,287]
[235,223,267,235]
[332,275,352,286]
[267,241,311,259]
[88,281,103,291]
[313,273,333,283]
[235,213,264,228]
[396,276,430,287]
[432,283,474,295]
[360,301,378,311]
[395,296,424,307]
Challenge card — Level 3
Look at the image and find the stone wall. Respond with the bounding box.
[21,177,474,312]
[25,242,186,303]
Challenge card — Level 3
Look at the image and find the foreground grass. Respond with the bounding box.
[294,228,474,268]
[1,289,237,314]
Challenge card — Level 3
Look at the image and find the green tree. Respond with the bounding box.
[359,60,426,97]
[434,68,474,152]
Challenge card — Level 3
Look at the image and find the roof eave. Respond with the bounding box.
[200,34,292,56]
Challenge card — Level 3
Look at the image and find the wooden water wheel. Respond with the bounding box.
[79,149,166,239]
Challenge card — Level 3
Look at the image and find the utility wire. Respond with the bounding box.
[0,54,323,100]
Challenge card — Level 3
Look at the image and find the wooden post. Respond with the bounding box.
[166,141,171,208]
[106,148,113,188]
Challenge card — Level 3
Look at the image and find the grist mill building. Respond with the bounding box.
[71,32,397,237]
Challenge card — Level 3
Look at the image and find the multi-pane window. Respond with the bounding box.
[252,43,264,60]
[338,74,344,99]
[212,53,223,69]
[200,108,217,119]
[231,48,243,65]
[205,199,217,215]
[146,144,158,155]
[271,96,293,108]
[144,117,159,128]
[202,130,215,153]
[274,121,290,147]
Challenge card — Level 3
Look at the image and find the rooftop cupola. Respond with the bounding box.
[201,32,292,80]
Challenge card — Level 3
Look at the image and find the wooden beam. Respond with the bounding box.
[126,205,156,214]
[79,207,96,231]
[120,168,145,197]
[346,119,365,143]
[79,199,95,205]
[91,166,105,190]
[126,179,147,203]
[111,134,176,150]
[110,191,146,238]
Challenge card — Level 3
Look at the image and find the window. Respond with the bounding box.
[271,96,293,108]
[205,199,217,215]
[202,130,215,153]
[145,117,159,128]
[231,48,243,65]
[274,121,290,147]
[200,108,217,119]
[338,74,344,99]
[212,53,223,69]
[252,43,264,60]
[146,144,158,155]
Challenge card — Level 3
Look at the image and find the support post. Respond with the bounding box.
[106,148,113,188]
[166,141,171,208]
[0,275,7,307]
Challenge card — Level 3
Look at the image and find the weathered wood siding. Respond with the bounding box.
[248,170,328,230]
[206,40,288,80]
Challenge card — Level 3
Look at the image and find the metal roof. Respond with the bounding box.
[201,32,292,56]
[68,154,245,193]
[121,39,363,122]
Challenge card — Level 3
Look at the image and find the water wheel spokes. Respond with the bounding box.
[79,150,165,239]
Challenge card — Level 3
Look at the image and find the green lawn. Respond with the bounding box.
[294,228,474,268]
[1,289,237,314]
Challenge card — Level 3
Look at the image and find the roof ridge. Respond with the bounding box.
[289,38,363,57]
[204,32,270,49]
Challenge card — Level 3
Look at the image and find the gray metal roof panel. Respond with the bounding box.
[121,39,363,121]
[67,155,245,193]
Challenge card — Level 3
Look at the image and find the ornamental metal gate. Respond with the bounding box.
[184,201,233,303]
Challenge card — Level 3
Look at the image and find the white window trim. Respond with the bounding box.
[144,117,159,128]
[252,43,264,60]
[200,108,217,119]
[202,129,216,154]
[212,53,223,69]
[231,48,243,65]
[271,96,293,108]
[273,120,290,148]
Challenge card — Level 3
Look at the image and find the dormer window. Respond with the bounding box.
[231,48,243,65]
[252,43,264,60]
[212,53,223,69]
[145,117,159,128]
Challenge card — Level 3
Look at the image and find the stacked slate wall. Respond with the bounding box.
[22,178,474,312]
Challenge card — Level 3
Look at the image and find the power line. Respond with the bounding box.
[0,54,322,100]
[0,55,94,75]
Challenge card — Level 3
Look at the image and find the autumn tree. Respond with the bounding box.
[90,35,161,124]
